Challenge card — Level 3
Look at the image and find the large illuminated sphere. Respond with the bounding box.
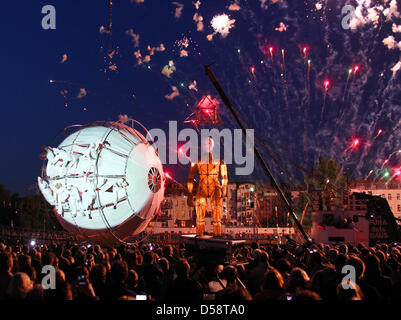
[38,121,165,244]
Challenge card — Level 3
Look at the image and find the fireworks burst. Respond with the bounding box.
[48,0,401,186]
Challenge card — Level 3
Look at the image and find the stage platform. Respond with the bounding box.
[180,234,247,265]
[180,234,246,247]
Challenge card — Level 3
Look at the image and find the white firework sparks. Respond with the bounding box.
[210,14,236,38]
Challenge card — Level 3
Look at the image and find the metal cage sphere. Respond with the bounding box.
[38,121,165,244]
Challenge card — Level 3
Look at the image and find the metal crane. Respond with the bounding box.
[204,65,311,246]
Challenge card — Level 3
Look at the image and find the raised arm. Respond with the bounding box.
[187,162,197,195]
[220,160,228,196]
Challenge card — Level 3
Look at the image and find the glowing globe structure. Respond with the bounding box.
[37,121,165,244]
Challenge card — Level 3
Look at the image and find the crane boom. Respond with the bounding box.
[204,65,311,246]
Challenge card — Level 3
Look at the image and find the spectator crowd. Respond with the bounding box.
[0,238,401,301]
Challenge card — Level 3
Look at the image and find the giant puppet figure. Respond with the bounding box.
[187,138,228,236]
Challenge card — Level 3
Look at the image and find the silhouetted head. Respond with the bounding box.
[364,254,381,276]
[276,258,291,274]
[339,244,348,255]
[175,258,190,278]
[111,260,129,285]
[262,268,284,291]
[310,251,322,265]
[158,257,169,272]
[289,267,310,291]
[337,281,363,300]
[293,289,321,301]
[7,273,33,300]
[347,255,365,280]
[162,245,173,258]
[126,269,139,289]
[221,265,238,285]
[0,252,13,273]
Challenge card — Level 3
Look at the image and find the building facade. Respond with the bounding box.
[350,188,401,219]
[350,180,401,219]
[151,181,302,231]
[235,183,257,227]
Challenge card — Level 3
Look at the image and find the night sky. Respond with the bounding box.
[1,0,401,196]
